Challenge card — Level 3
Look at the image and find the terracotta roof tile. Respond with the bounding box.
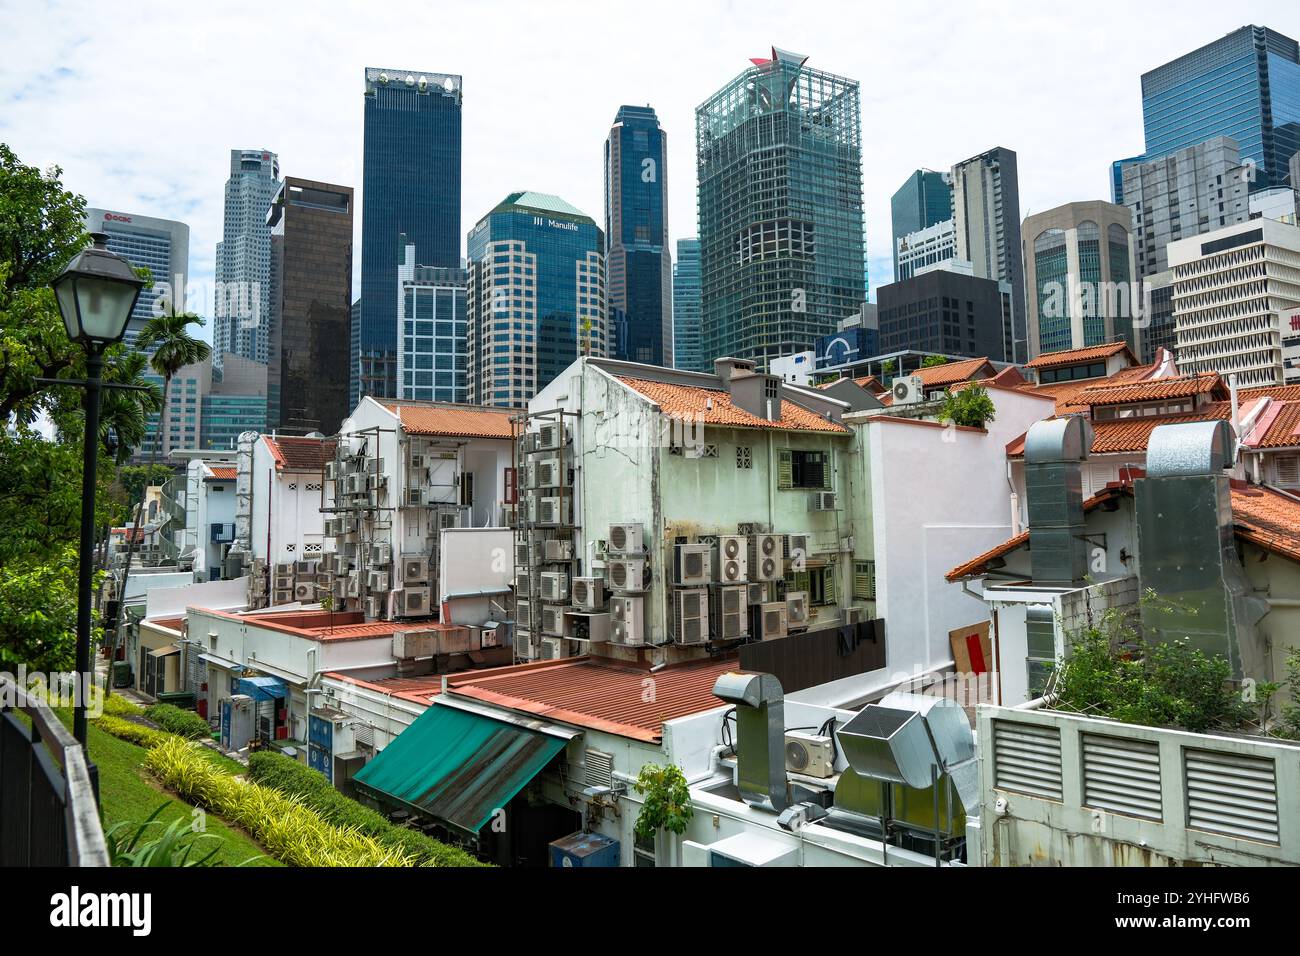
[206,467,237,480]
[263,435,337,471]
[381,402,515,440]
[1251,401,1300,449]
[1239,385,1300,403]
[617,376,848,433]
[914,356,995,388]
[1023,341,1136,370]
[1075,374,1227,406]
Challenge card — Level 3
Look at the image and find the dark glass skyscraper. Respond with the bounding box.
[356,68,462,406]
[604,105,672,367]
[697,48,866,369]
[890,169,951,278]
[672,238,702,372]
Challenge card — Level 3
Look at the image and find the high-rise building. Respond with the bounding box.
[1110,154,1148,205]
[266,177,354,435]
[465,192,605,408]
[877,267,1010,361]
[397,241,467,404]
[1139,271,1177,364]
[202,353,267,451]
[896,218,956,282]
[697,47,866,369]
[1121,137,1253,279]
[1169,219,1300,386]
[1023,201,1136,357]
[213,149,280,368]
[949,147,1025,361]
[890,169,952,278]
[672,238,702,372]
[356,68,462,406]
[83,208,189,350]
[1136,26,1300,192]
[604,105,672,367]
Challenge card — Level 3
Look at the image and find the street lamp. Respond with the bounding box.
[51,232,143,746]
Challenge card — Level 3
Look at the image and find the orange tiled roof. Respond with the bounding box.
[1251,400,1300,449]
[263,435,337,471]
[990,365,1027,388]
[382,402,515,440]
[854,375,886,393]
[617,376,849,433]
[1023,341,1136,370]
[1015,359,1165,414]
[1240,384,1300,403]
[1005,405,1234,458]
[914,356,995,388]
[446,655,739,742]
[1074,373,1227,407]
[206,466,237,480]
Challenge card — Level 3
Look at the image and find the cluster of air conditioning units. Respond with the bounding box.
[605,522,647,646]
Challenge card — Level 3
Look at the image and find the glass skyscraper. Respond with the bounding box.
[696,48,866,369]
[356,68,462,407]
[397,241,467,404]
[214,148,280,368]
[83,208,189,351]
[890,169,951,278]
[465,192,605,408]
[672,238,702,372]
[604,105,672,367]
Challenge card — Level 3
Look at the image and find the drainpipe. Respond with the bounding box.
[1229,374,1241,464]
[767,431,776,529]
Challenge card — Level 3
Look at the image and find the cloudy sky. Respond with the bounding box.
[2,0,1292,341]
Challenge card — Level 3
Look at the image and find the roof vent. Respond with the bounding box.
[1023,416,1093,584]
[714,357,756,381]
[712,671,787,814]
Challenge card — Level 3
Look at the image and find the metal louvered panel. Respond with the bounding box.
[1081,733,1162,820]
[1185,749,1279,844]
[353,724,375,749]
[584,749,615,789]
[992,720,1063,800]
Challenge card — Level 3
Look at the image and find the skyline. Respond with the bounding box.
[2,1,1295,347]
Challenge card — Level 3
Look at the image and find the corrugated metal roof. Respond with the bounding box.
[616,376,848,434]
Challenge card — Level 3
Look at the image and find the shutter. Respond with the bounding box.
[823,451,833,490]
[777,450,793,489]
[992,720,1062,800]
[1081,733,1162,820]
[1277,455,1300,488]
[1185,749,1279,844]
[823,566,835,604]
[854,560,876,600]
[585,749,615,789]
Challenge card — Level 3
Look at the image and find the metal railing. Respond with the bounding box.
[0,675,109,866]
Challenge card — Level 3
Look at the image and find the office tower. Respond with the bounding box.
[672,238,702,372]
[949,147,1025,361]
[465,192,605,408]
[1121,137,1252,279]
[890,169,952,278]
[1110,155,1147,205]
[1139,271,1176,364]
[357,68,462,406]
[202,353,268,450]
[697,48,866,369]
[895,219,956,282]
[604,105,672,367]
[877,267,1010,361]
[213,149,280,368]
[266,177,354,435]
[1023,201,1136,357]
[814,305,878,374]
[134,359,209,464]
[1169,219,1300,386]
[397,241,467,403]
[1136,26,1300,192]
[82,208,189,350]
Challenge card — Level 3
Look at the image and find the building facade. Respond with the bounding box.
[356,68,462,406]
[83,208,189,350]
[890,169,952,278]
[267,177,354,436]
[1022,201,1136,358]
[213,148,280,367]
[672,238,702,372]
[895,218,956,282]
[877,268,1010,361]
[696,48,866,369]
[202,353,267,451]
[465,192,605,408]
[604,105,672,367]
[397,242,467,404]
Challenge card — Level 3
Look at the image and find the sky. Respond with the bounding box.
[2,0,1294,345]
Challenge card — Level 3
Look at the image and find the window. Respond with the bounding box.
[736,446,752,469]
[633,831,656,867]
[1026,607,1056,698]
[778,450,830,490]
[789,566,836,606]
[853,560,876,600]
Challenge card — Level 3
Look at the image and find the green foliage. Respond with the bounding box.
[921,355,949,368]
[880,359,897,378]
[96,714,173,750]
[632,763,694,839]
[1278,646,1300,740]
[246,751,487,867]
[938,385,996,428]
[143,703,212,740]
[0,546,93,672]
[105,800,261,867]
[137,307,211,384]
[98,689,144,717]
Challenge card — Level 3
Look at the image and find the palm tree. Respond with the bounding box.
[99,346,163,464]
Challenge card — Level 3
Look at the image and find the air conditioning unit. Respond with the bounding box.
[407,487,430,507]
[291,582,314,602]
[537,421,567,451]
[672,588,710,646]
[608,522,644,554]
[810,491,837,512]
[609,595,646,646]
[675,543,712,586]
[346,474,364,495]
[537,497,566,526]
[479,621,504,649]
[785,731,835,778]
[332,579,347,600]
[395,586,430,617]
[534,458,569,488]
[370,543,391,565]
[758,602,788,640]
[786,591,810,628]
[295,560,315,575]
[515,539,533,567]
[543,538,573,561]
[516,598,533,628]
[717,534,749,583]
[540,571,570,603]
[748,581,769,606]
[318,552,336,573]
[367,570,389,591]
[571,576,606,611]
[274,574,294,590]
[540,605,567,636]
[891,374,925,406]
[785,533,811,565]
[325,462,338,480]
[409,453,425,471]
[323,518,337,537]
[272,589,293,605]
[842,606,866,626]
[364,596,384,619]
[401,555,429,584]
[520,432,538,455]
[346,571,362,597]
[749,534,783,581]
[540,637,565,660]
[607,557,648,593]
[712,585,749,640]
[515,628,536,660]
[274,562,294,577]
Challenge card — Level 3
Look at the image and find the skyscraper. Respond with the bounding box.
[465,192,605,408]
[877,267,1010,361]
[213,149,280,368]
[267,177,354,435]
[604,105,672,367]
[357,68,462,406]
[672,238,702,372]
[82,208,189,350]
[949,146,1025,361]
[890,169,952,278]
[697,47,866,369]
[397,241,467,404]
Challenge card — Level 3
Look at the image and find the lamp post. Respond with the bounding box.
[51,233,143,745]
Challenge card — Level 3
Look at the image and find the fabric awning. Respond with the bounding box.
[352,704,566,836]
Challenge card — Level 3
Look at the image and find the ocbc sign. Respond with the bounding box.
[104,213,132,223]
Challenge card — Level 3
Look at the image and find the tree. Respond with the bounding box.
[0,546,92,672]
[921,355,949,368]
[632,763,694,841]
[938,385,996,428]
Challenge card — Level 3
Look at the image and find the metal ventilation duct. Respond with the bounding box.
[1137,420,1269,678]
[712,671,788,813]
[1023,416,1093,584]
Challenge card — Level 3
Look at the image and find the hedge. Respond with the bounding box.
[247,751,487,867]
[99,692,144,718]
[143,703,213,740]
[96,714,173,750]
[145,739,413,867]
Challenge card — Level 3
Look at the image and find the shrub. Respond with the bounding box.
[145,739,414,867]
[96,714,172,750]
[143,703,212,740]
[247,751,486,867]
[632,763,693,839]
[100,692,144,717]
[938,385,996,429]
[106,800,261,867]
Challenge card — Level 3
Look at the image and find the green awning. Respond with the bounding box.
[352,705,566,835]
